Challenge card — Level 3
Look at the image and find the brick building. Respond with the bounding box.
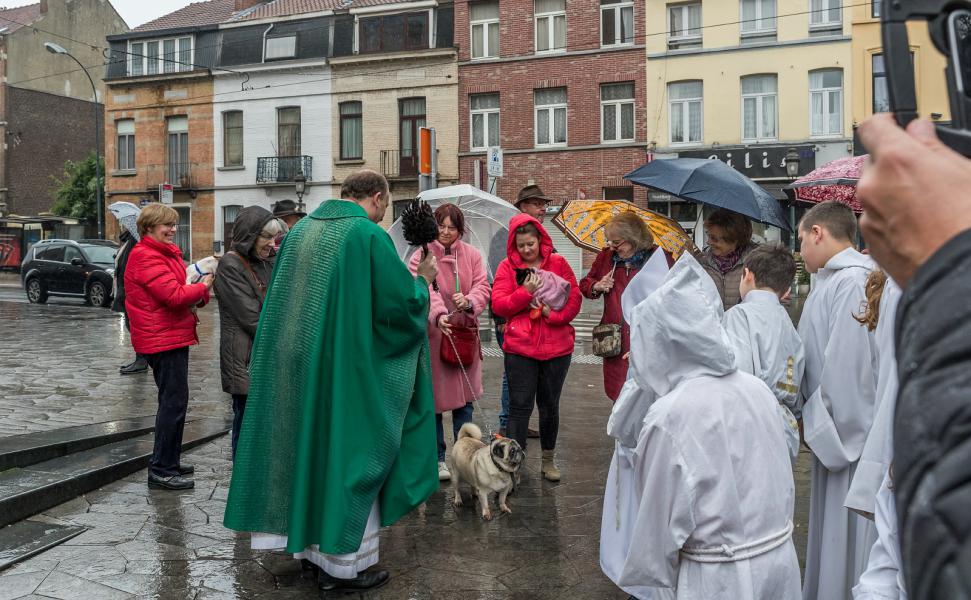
[455,0,648,213]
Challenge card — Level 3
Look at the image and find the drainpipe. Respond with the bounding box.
[260,24,274,62]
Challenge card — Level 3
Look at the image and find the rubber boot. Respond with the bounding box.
[541,449,561,482]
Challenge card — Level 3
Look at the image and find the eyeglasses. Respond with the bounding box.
[607,239,629,247]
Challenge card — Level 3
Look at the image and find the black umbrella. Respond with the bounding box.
[624,158,791,231]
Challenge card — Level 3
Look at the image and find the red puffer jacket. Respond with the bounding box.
[125,236,209,355]
[492,214,582,360]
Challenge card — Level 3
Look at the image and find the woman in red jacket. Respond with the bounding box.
[492,214,581,481]
[125,203,212,491]
[579,212,675,401]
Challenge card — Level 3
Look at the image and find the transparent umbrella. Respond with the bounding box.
[388,185,518,282]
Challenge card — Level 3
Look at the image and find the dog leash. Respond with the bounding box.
[443,313,497,440]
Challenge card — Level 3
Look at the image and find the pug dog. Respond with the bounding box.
[448,423,525,521]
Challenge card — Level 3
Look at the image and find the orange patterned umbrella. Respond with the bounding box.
[552,200,696,259]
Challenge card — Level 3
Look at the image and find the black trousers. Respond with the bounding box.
[145,347,190,478]
[504,352,572,453]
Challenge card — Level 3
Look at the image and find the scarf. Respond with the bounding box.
[612,248,651,270]
[711,246,743,274]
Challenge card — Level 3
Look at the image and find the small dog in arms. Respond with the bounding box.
[186,256,219,284]
[448,423,525,520]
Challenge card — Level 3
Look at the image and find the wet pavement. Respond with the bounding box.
[0,286,812,598]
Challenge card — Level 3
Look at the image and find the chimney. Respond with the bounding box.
[234,0,264,10]
[39,0,48,13]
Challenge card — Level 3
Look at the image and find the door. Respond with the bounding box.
[399,98,426,176]
[61,245,88,294]
[37,244,66,292]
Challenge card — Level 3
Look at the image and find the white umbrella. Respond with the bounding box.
[389,185,517,281]
[108,201,141,240]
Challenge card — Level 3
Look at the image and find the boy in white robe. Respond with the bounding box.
[797,201,879,600]
[723,243,805,462]
[619,254,801,600]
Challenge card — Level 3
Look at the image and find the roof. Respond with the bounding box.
[235,0,349,21]
[0,3,42,34]
[133,0,238,32]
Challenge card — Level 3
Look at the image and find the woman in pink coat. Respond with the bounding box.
[408,203,491,482]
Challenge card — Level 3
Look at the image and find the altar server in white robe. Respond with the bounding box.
[600,249,672,600]
[618,253,801,600]
[796,201,879,600]
[722,243,805,462]
[850,273,907,600]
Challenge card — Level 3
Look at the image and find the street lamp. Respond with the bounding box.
[46,41,103,240]
[784,147,801,179]
[293,171,307,213]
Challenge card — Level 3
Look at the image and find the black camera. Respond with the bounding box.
[882,1,971,156]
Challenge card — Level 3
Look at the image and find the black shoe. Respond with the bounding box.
[148,473,194,490]
[120,358,148,375]
[318,569,390,592]
[300,559,319,578]
[177,464,194,475]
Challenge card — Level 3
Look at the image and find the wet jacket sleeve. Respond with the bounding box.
[491,260,534,319]
[133,252,209,309]
[580,249,611,299]
[408,250,446,327]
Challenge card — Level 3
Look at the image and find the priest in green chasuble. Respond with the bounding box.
[224,170,440,593]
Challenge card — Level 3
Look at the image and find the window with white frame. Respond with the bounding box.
[668,3,702,50]
[740,0,776,43]
[128,36,192,76]
[471,93,500,150]
[810,69,843,136]
[668,80,702,144]
[535,88,567,146]
[265,35,297,60]
[535,0,566,53]
[601,0,634,47]
[166,116,189,185]
[810,0,842,34]
[741,74,777,141]
[601,83,635,142]
[471,2,499,59]
[116,119,135,171]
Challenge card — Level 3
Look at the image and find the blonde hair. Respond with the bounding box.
[854,269,888,331]
[137,203,179,237]
[606,211,654,252]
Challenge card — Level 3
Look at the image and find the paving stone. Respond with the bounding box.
[0,570,47,600]
[33,570,134,599]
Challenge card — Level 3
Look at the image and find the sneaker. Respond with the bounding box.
[438,461,451,481]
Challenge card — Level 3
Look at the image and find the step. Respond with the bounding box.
[0,418,230,529]
[0,416,159,471]
[0,520,86,572]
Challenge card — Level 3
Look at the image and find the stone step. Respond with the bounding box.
[0,416,159,472]
[0,520,86,572]
[0,418,230,530]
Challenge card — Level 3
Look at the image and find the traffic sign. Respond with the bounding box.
[487,147,503,177]
[159,183,174,204]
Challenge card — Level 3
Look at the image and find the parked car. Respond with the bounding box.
[20,239,118,306]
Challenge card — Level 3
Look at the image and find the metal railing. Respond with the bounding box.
[380,149,419,179]
[256,156,313,184]
[167,162,192,188]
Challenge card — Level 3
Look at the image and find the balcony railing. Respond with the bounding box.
[167,162,192,189]
[380,149,418,179]
[256,156,313,184]
[142,163,197,191]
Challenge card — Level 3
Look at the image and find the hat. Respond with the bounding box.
[515,185,552,208]
[271,199,306,219]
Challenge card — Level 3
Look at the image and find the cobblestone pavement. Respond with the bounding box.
[0,287,811,598]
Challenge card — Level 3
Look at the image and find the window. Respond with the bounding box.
[668,81,703,144]
[399,98,427,176]
[872,0,880,17]
[741,0,776,43]
[223,205,242,250]
[223,111,243,167]
[668,3,702,50]
[741,74,777,141]
[277,107,301,157]
[535,0,566,53]
[128,36,192,76]
[810,69,843,136]
[535,88,567,146]
[872,54,889,113]
[471,2,499,59]
[601,83,635,142]
[265,35,296,60]
[604,186,634,201]
[340,101,363,160]
[167,117,189,186]
[359,12,429,54]
[810,0,842,34]
[601,0,634,47]
[37,245,64,262]
[116,119,135,171]
[63,246,82,265]
[470,93,500,150]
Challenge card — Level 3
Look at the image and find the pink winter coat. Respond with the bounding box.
[408,239,491,413]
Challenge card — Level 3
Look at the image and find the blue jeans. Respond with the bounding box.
[495,323,510,429]
[437,402,475,461]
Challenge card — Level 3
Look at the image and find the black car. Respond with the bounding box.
[20,239,118,306]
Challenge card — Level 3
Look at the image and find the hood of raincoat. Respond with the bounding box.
[506,213,554,268]
[230,206,275,260]
[631,252,736,397]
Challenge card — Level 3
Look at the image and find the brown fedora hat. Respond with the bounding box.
[271,199,306,218]
[515,184,552,207]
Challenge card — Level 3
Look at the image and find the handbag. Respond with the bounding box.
[592,323,623,358]
[441,324,481,366]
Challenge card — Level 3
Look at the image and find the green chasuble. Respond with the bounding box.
[223,200,438,555]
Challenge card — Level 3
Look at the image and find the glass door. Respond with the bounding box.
[399,98,426,177]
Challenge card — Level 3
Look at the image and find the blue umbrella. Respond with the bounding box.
[624,158,792,231]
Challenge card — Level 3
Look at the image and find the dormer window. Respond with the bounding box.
[128,36,192,76]
[265,34,296,60]
[359,12,430,54]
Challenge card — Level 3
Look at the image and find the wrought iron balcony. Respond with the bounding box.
[167,162,192,189]
[380,149,418,179]
[257,156,313,184]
